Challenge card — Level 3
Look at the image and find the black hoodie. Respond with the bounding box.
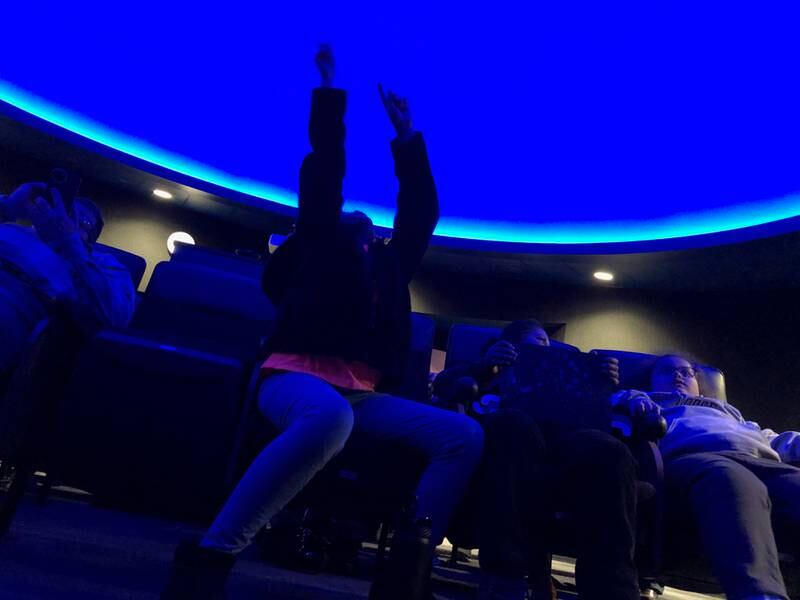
[262,87,439,390]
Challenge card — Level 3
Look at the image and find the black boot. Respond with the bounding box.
[256,508,327,573]
[369,517,435,600]
[161,540,236,600]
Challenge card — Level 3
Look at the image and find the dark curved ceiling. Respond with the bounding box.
[3,113,800,292]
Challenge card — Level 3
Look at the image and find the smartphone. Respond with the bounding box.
[47,168,82,214]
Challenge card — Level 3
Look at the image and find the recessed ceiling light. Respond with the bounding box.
[153,189,173,199]
[593,271,614,282]
[167,231,195,254]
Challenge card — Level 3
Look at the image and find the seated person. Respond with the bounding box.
[162,46,484,600]
[0,182,135,376]
[435,320,641,600]
[613,354,800,600]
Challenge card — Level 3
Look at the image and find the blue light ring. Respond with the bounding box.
[4,79,800,251]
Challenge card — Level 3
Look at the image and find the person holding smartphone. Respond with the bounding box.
[434,320,639,600]
[0,181,135,375]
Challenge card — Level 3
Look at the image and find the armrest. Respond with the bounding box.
[431,373,481,414]
[448,376,481,415]
[627,438,665,577]
[628,439,664,485]
[612,411,667,443]
[635,413,668,441]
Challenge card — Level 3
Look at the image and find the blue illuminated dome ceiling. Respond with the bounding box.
[2,3,800,251]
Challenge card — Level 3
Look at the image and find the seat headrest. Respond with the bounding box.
[591,349,727,401]
[445,323,578,369]
[170,242,264,279]
[145,262,274,323]
[410,313,435,352]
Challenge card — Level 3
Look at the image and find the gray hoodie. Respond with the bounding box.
[647,392,800,463]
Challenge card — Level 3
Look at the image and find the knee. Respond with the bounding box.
[692,461,770,509]
[312,398,355,450]
[484,409,541,438]
[572,432,636,477]
[448,414,485,463]
[482,409,547,457]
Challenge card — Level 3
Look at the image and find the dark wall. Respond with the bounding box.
[87,190,267,290]
[411,268,800,432]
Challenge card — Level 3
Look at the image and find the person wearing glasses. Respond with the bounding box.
[0,183,135,375]
[612,354,800,600]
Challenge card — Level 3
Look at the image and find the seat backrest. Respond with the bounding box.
[132,262,275,362]
[51,329,247,522]
[591,349,727,401]
[387,313,435,402]
[0,311,87,457]
[444,323,579,369]
[170,242,264,280]
[94,243,147,289]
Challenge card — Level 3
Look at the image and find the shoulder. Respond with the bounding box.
[89,248,127,271]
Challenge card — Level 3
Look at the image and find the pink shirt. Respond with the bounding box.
[261,352,381,392]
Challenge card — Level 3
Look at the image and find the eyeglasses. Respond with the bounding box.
[654,366,697,379]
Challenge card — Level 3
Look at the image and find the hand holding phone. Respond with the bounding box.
[47,168,81,215]
[26,184,80,244]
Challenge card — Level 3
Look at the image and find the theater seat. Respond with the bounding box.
[133,261,275,363]
[386,313,435,403]
[0,311,84,535]
[8,261,273,526]
[444,323,578,370]
[94,243,147,289]
[49,330,248,522]
[170,241,264,280]
[589,349,800,598]
[438,324,665,597]
[226,313,436,567]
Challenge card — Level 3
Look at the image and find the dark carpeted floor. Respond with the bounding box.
[0,496,476,600]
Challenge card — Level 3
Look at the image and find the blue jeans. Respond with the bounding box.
[202,372,484,553]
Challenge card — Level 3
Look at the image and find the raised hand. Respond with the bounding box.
[316,44,335,88]
[610,390,661,418]
[481,340,519,370]
[26,186,79,244]
[599,356,620,387]
[378,83,414,139]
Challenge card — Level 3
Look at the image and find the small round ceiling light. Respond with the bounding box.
[593,271,614,282]
[167,231,195,254]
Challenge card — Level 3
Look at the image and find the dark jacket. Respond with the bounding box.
[262,87,439,390]
[433,361,500,407]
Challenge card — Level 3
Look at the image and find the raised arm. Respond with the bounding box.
[379,85,439,281]
[296,45,347,239]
